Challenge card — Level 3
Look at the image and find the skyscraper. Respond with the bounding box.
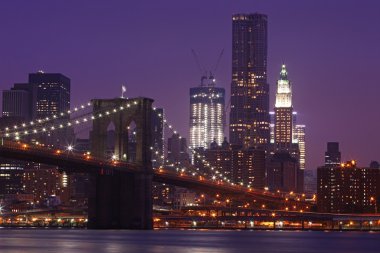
[230,13,269,147]
[29,71,70,119]
[325,142,341,166]
[268,64,305,193]
[274,64,293,149]
[294,124,306,170]
[28,71,73,148]
[189,75,225,150]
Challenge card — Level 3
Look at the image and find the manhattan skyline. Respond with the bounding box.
[1,0,380,171]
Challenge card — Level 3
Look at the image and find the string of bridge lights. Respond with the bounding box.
[0,101,94,135]
[4,101,259,191]
[3,100,141,140]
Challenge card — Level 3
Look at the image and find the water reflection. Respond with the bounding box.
[0,229,378,253]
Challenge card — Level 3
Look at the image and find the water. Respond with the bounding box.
[0,229,378,253]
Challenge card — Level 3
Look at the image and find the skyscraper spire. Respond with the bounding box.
[275,64,292,108]
[279,64,288,80]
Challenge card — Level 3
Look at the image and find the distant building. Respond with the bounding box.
[268,65,305,193]
[2,82,37,121]
[303,169,317,194]
[230,13,269,147]
[202,139,266,189]
[167,133,190,166]
[2,90,30,120]
[189,75,225,150]
[29,71,70,119]
[294,125,306,170]
[317,160,379,213]
[0,159,24,196]
[267,152,303,193]
[325,142,341,166]
[152,108,164,167]
[274,65,293,150]
[22,163,69,205]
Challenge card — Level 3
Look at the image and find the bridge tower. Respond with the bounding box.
[88,97,153,229]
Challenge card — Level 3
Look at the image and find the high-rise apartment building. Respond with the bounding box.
[325,142,341,166]
[189,75,225,150]
[317,160,379,213]
[230,13,269,147]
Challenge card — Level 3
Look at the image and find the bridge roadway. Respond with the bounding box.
[0,140,309,207]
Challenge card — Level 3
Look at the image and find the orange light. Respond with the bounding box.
[56,150,61,154]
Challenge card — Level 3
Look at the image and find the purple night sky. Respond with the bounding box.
[0,0,379,171]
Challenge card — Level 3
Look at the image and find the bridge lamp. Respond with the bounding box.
[0,205,3,214]
[67,145,73,151]
[192,221,197,227]
[112,154,117,160]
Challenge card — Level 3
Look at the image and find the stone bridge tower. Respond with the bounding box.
[88,97,153,229]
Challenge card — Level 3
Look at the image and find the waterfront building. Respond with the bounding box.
[317,160,379,213]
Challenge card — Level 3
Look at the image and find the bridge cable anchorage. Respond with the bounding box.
[2,100,141,141]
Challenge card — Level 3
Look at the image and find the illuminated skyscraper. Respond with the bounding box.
[189,75,225,149]
[294,124,306,170]
[230,13,269,147]
[275,64,293,149]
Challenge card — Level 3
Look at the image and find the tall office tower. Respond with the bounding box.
[152,108,164,167]
[274,64,293,149]
[28,71,73,147]
[189,75,225,150]
[168,133,190,166]
[230,13,269,147]
[325,142,341,166]
[29,71,70,119]
[294,125,306,170]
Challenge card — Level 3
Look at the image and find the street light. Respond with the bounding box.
[67,145,73,151]
[370,197,377,213]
